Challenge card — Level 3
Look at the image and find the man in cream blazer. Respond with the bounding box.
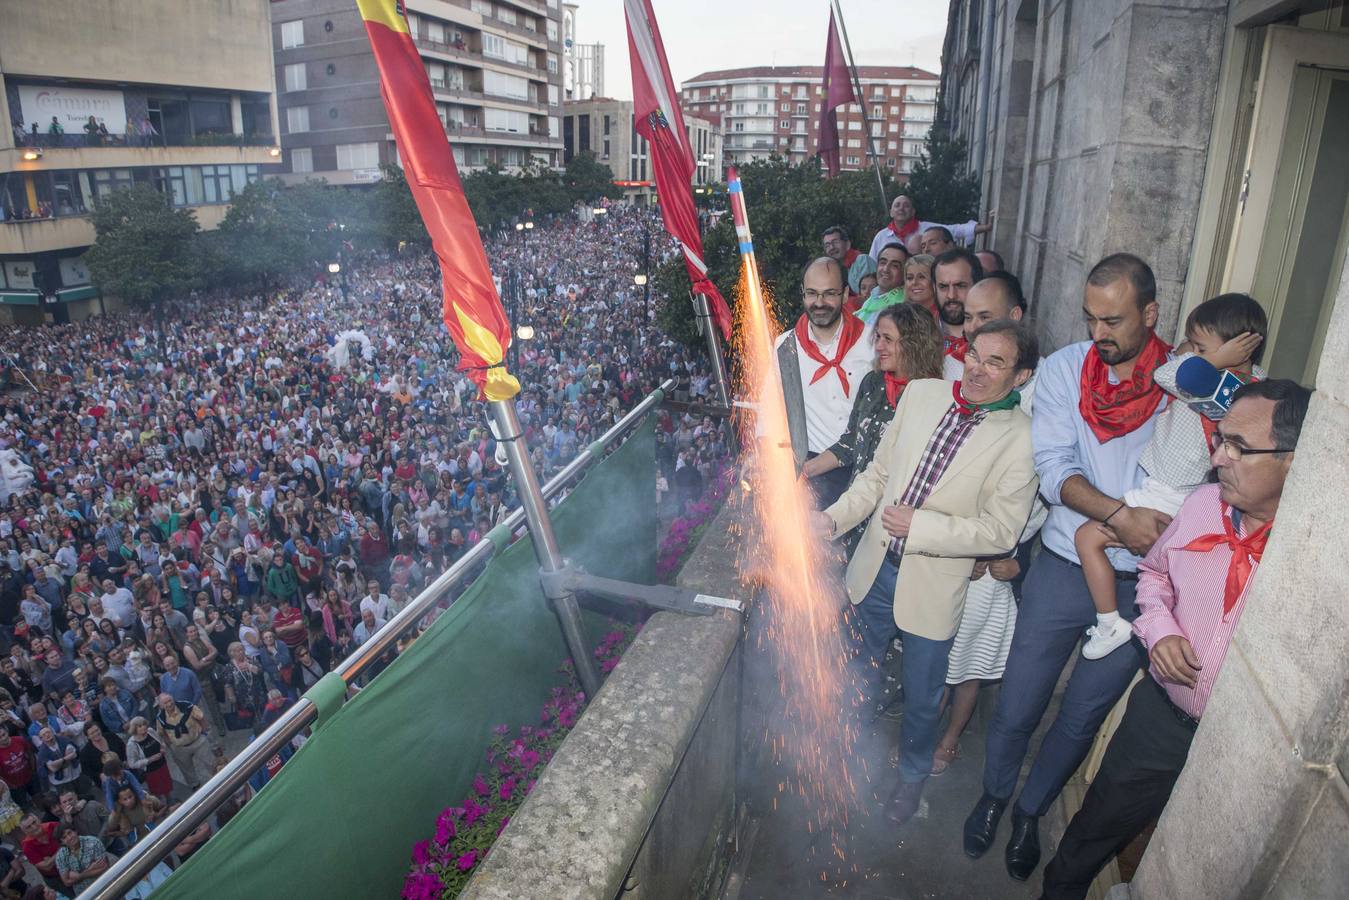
[816,319,1041,825]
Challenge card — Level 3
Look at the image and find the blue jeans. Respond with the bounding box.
[847,560,955,784]
[983,551,1144,816]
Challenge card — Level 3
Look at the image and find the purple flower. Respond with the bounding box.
[473,775,489,797]
[492,724,510,735]
[499,777,517,800]
[402,872,442,900]
[456,849,480,872]
[434,810,457,845]
[464,800,486,826]
[411,840,431,866]
[521,749,541,770]
[496,815,511,835]
[601,657,618,673]
[558,708,577,728]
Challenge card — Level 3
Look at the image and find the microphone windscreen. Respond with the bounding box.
[1175,356,1222,398]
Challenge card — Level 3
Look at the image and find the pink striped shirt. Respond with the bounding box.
[1132,484,1265,719]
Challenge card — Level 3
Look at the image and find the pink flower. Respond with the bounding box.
[464,800,486,826]
[434,810,457,845]
[558,708,577,728]
[499,777,517,800]
[473,775,489,797]
[411,840,431,866]
[402,872,442,900]
[521,749,541,770]
[456,849,480,872]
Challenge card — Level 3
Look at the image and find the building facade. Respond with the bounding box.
[270,0,565,186]
[939,1,1349,897]
[680,66,939,174]
[0,0,279,323]
[561,2,604,101]
[561,98,722,202]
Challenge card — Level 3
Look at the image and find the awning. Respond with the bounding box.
[56,285,98,302]
[0,291,39,306]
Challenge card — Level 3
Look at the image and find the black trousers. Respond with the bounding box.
[1041,678,1197,899]
[806,452,851,511]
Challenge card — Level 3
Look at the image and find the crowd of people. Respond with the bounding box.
[784,196,1307,898]
[0,203,730,895]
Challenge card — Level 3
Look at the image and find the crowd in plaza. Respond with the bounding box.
[0,203,730,895]
[783,198,1307,897]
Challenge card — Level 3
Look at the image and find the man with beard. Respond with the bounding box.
[965,253,1174,883]
[775,257,874,509]
[933,249,984,380]
[868,194,991,260]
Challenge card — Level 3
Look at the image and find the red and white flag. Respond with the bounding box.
[625,0,732,339]
[818,8,857,179]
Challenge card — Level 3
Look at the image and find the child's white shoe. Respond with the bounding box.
[1082,618,1132,659]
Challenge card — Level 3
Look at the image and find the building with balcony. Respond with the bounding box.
[0,0,280,323]
[270,0,565,186]
[680,65,938,174]
[561,98,722,202]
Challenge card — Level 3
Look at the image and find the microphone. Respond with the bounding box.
[1175,356,1246,420]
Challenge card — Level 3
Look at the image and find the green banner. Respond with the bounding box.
[152,420,656,899]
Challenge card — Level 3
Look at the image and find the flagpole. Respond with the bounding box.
[691,289,732,407]
[830,0,889,216]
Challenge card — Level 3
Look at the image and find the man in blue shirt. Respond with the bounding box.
[965,254,1175,881]
[158,653,203,708]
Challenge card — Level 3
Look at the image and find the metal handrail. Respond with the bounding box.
[79,380,674,899]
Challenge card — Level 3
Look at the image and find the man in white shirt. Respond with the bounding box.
[99,579,136,629]
[773,257,874,509]
[359,580,392,623]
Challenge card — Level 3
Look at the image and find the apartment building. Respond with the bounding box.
[561,98,722,201]
[271,0,565,185]
[680,65,939,174]
[0,0,279,324]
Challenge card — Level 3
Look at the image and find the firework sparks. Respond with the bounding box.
[727,168,862,877]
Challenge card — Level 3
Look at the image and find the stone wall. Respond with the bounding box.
[944,0,1230,352]
[1130,242,1349,898]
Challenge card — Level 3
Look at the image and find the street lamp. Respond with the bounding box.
[524,221,534,230]
[591,207,607,215]
[516,324,535,341]
[515,222,524,231]
[328,262,341,274]
[632,274,648,286]
[21,149,43,161]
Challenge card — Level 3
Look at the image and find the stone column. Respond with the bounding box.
[1130,242,1349,897]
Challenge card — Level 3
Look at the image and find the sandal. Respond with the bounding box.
[930,742,961,776]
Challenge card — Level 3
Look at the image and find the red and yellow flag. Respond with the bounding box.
[357,0,518,400]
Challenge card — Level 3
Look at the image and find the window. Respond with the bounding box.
[733,103,745,115]
[336,142,380,170]
[426,61,447,89]
[548,116,559,138]
[284,63,307,92]
[888,158,896,167]
[287,106,309,133]
[846,155,860,165]
[547,20,559,41]
[848,120,861,130]
[407,14,420,37]
[891,87,902,97]
[548,84,560,106]
[484,33,530,65]
[484,108,528,133]
[201,165,233,203]
[888,123,899,132]
[427,21,445,44]
[547,52,559,74]
[846,138,861,148]
[498,7,517,26]
[795,103,806,114]
[757,85,769,98]
[602,138,610,158]
[292,148,313,173]
[484,71,529,100]
[280,20,304,49]
[887,140,897,150]
[780,103,789,112]
[755,103,769,115]
[471,0,492,13]
[779,120,789,129]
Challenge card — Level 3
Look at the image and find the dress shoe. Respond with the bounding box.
[884,779,925,825]
[962,791,1007,858]
[1004,810,1041,881]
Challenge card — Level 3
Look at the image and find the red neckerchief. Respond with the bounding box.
[794,314,865,397]
[945,334,968,362]
[883,373,908,408]
[841,247,860,268]
[888,218,920,241]
[1078,333,1172,442]
[951,381,976,415]
[1177,503,1271,617]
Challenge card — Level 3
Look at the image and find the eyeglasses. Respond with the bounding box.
[964,349,1012,372]
[1207,431,1295,461]
[803,289,844,301]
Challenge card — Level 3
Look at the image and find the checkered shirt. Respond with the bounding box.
[886,403,986,558]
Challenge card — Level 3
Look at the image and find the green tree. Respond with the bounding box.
[367,164,429,247]
[85,186,201,317]
[216,178,314,286]
[562,153,622,205]
[655,157,898,347]
[902,124,981,224]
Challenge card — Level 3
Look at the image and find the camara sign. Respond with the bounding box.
[18,85,128,134]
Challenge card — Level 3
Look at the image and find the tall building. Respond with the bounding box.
[270,0,565,185]
[561,98,722,202]
[939,3,1349,899]
[561,2,604,101]
[0,0,279,324]
[680,66,938,174]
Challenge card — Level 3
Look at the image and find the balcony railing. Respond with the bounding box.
[12,131,275,150]
[415,37,549,79]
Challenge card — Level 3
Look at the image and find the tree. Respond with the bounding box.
[655,156,899,347]
[85,186,201,316]
[902,124,981,224]
[216,178,314,287]
[562,153,622,206]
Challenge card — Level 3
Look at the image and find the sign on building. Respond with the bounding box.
[18,85,128,135]
[59,257,91,287]
[3,261,36,291]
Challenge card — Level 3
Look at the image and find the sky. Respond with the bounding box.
[579,0,950,101]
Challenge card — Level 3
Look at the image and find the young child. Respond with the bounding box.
[1076,293,1268,659]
